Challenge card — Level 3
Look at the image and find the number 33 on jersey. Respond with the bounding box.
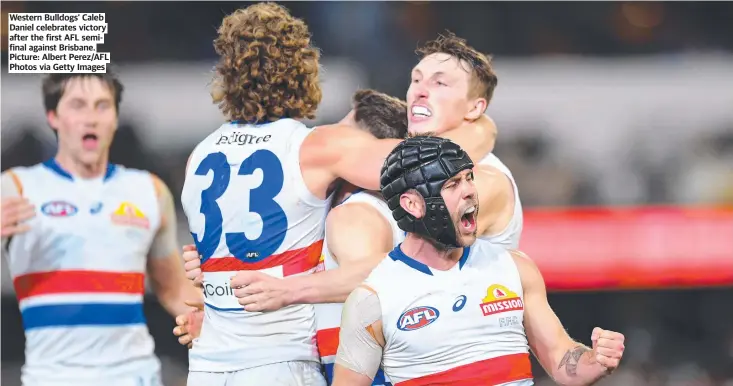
[181,120,329,311]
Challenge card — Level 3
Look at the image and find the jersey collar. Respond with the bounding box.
[42,158,117,182]
[388,243,471,276]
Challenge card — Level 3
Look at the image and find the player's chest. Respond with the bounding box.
[30,186,159,248]
[387,275,526,349]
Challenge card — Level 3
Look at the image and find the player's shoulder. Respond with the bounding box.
[363,249,400,282]
[108,165,167,192]
[109,164,150,179]
[326,198,392,240]
[504,248,543,288]
[4,162,46,178]
[467,239,510,263]
[474,163,513,199]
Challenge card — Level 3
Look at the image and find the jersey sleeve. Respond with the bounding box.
[335,285,384,379]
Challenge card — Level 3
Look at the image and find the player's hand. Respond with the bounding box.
[173,298,204,349]
[182,244,203,288]
[1,197,35,237]
[590,327,625,373]
[230,271,292,312]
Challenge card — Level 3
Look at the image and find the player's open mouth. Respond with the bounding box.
[410,105,432,123]
[460,206,477,232]
[82,133,99,149]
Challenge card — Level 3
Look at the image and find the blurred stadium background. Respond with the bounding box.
[2,1,732,385]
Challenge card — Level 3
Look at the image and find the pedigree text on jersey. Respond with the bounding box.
[216,131,272,146]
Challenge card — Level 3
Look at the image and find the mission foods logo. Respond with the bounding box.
[480,284,524,316]
[110,202,150,229]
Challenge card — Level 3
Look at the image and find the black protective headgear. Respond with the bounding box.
[380,136,474,249]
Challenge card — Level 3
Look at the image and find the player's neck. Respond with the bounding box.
[401,233,463,271]
[54,152,109,180]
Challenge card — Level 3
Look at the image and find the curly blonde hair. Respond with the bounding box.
[211,3,322,123]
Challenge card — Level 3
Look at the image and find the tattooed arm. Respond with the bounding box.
[510,250,625,386]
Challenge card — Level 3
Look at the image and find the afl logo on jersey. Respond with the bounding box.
[397,306,440,331]
[41,201,78,217]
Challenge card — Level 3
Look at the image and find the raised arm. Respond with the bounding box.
[302,124,400,191]
[333,286,386,386]
[512,250,625,386]
[303,117,497,191]
[442,114,497,162]
[472,165,514,236]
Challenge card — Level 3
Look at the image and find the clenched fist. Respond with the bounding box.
[590,327,624,372]
[172,298,204,348]
[182,244,203,287]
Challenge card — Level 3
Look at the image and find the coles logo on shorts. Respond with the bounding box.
[480,284,524,316]
[41,201,78,217]
[397,306,440,331]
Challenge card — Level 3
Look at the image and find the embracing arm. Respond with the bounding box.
[473,165,514,236]
[333,286,386,386]
[305,116,497,191]
[146,175,203,317]
[287,202,392,304]
[441,115,497,162]
[513,250,624,386]
[303,124,399,191]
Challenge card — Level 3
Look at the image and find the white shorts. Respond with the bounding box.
[187,361,326,386]
[22,369,162,386]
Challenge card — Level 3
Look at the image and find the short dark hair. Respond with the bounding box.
[352,89,408,139]
[42,71,124,114]
[416,31,498,105]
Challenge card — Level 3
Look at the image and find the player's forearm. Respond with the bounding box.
[441,115,496,161]
[289,259,377,305]
[551,344,610,386]
[157,283,203,317]
[344,138,400,191]
[332,364,375,386]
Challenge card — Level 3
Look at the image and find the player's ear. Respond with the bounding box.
[46,110,60,133]
[400,190,425,219]
[464,97,487,121]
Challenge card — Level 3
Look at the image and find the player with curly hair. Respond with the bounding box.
[180,3,496,385]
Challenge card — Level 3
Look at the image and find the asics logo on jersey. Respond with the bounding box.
[480,284,524,316]
[90,202,103,214]
[41,201,78,217]
[215,132,272,146]
[397,306,440,331]
[452,295,467,312]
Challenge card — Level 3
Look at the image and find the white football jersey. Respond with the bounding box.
[5,160,162,384]
[181,119,331,372]
[364,239,533,385]
[315,190,404,385]
[478,153,523,249]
